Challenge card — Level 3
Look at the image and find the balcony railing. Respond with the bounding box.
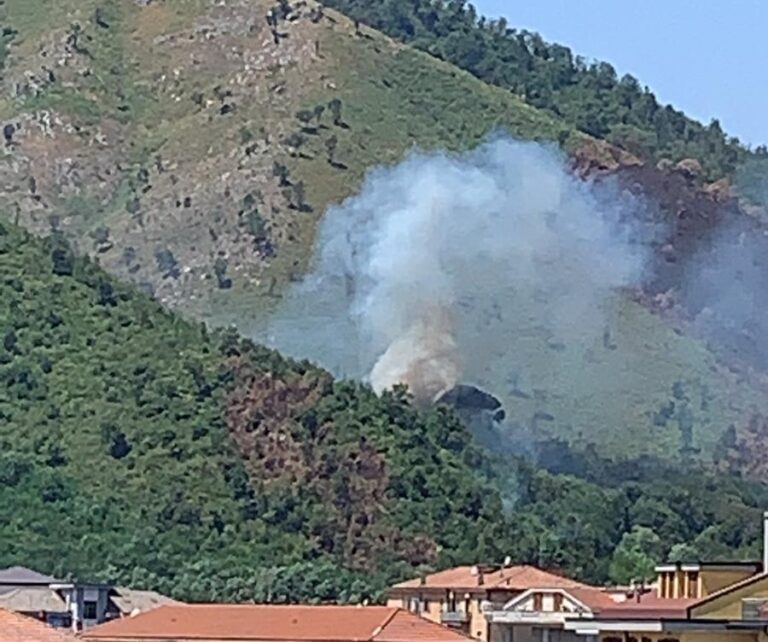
[440,611,470,624]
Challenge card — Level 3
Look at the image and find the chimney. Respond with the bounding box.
[763,511,768,572]
[470,565,483,585]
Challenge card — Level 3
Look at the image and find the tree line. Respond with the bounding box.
[323,0,752,181]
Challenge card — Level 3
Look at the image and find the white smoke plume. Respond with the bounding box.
[265,137,649,405]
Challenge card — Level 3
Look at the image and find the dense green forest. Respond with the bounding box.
[1,218,768,598]
[324,0,752,181]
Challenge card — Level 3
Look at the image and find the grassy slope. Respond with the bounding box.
[0,0,765,463]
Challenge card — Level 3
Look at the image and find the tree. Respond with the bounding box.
[325,135,338,165]
[609,526,662,584]
[328,98,344,127]
[154,248,180,279]
[296,110,317,134]
[214,257,233,290]
[667,542,699,563]
[50,233,74,276]
[272,162,291,187]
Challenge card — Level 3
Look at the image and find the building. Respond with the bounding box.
[388,544,768,641]
[0,566,177,632]
[386,563,615,641]
[0,607,77,642]
[81,604,476,642]
[563,560,768,641]
[107,587,180,618]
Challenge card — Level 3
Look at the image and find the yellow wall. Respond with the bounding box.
[700,568,756,597]
[691,574,768,619]
[467,597,487,641]
[386,595,487,640]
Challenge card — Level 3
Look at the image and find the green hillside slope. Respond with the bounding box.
[324,0,750,181]
[3,219,768,593]
[0,0,581,316]
[0,219,532,597]
[1,0,766,467]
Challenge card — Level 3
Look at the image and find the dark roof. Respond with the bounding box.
[657,560,762,570]
[0,566,60,585]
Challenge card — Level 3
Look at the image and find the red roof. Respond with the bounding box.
[595,593,697,619]
[392,565,591,592]
[566,587,622,612]
[82,605,474,642]
[0,608,76,642]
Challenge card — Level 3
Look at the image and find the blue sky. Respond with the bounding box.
[472,0,767,147]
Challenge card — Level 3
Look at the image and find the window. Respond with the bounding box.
[82,601,98,620]
[553,592,563,611]
[532,593,543,611]
[686,572,699,598]
[422,599,430,613]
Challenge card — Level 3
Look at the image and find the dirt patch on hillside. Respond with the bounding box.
[575,140,768,377]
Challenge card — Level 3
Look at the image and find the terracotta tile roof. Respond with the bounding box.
[392,566,485,590]
[0,608,76,641]
[595,594,698,619]
[373,610,471,642]
[392,565,591,592]
[490,566,591,591]
[82,605,473,642]
[566,587,621,612]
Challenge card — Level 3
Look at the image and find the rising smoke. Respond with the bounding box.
[265,137,650,406]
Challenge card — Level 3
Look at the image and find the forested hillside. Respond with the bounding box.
[324,0,752,181]
[2,219,768,596]
[3,0,768,602]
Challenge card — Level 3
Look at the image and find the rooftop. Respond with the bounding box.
[591,593,698,620]
[82,605,474,642]
[392,565,592,592]
[0,566,61,586]
[110,587,181,616]
[0,608,76,641]
[0,586,67,612]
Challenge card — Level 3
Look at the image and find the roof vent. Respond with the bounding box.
[742,598,768,620]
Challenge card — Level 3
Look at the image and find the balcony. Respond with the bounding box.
[440,611,470,624]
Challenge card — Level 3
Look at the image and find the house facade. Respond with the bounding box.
[0,566,176,632]
[386,564,610,642]
[388,549,768,641]
[0,566,112,630]
[564,561,768,641]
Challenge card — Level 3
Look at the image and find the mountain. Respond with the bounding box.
[3,0,768,469]
[0,0,582,315]
[0,219,519,598]
[323,0,752,182]
[2,219,768,596]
